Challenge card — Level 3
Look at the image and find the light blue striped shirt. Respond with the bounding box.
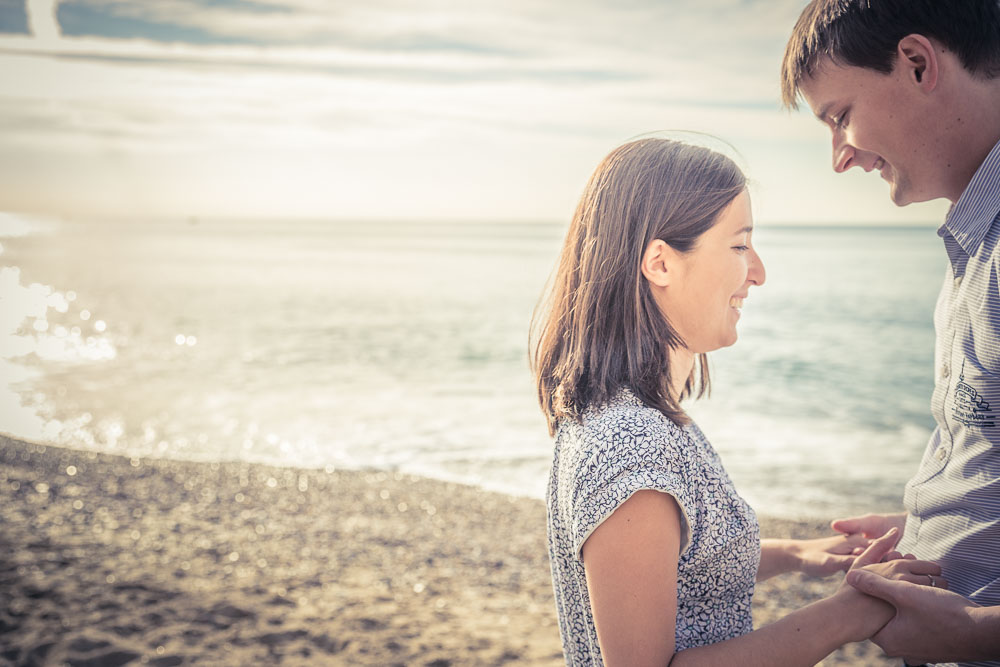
[897,139,1000,667]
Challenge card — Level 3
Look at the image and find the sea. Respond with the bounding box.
[0,213,948,520]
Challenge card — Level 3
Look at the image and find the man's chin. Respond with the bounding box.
[889,185,944,207]
[888,182,913,207]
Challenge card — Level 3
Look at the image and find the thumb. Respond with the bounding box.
[831,516,861,534]
[846,569,903,606]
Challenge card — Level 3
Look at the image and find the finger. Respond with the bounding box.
[830,516,863,534]
[901,560,943,577]
[911,575,951,591]
[903,553,916,560]
[831,515,883,538]
[852,546,865,555]
[826,532,870,555]
[845,569,905,605]
[881,550,903,562]
[850,527,900,570]
[896,573,940,586]
[841,533,871,549]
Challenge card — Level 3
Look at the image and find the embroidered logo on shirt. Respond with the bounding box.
[952,364,997,428]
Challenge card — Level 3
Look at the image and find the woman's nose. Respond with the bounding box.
[748,248,766,286]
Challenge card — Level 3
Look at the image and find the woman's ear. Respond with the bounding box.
[641,239,673,288]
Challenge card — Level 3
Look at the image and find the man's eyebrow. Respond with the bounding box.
[815,102,833,122]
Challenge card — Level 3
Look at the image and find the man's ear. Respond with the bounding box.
[897,34,939,91]
[641,239,674,288]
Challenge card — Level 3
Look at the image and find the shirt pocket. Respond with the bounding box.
[947,358,1000,432]
[952,272,1000,431]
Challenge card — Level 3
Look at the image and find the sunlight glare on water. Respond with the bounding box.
[0,214,947,519]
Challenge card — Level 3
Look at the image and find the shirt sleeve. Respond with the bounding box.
[570,422,695,562]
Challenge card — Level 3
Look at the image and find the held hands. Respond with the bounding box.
[831,528,947,643]
[847,570,977,664]
[770,513,908,579]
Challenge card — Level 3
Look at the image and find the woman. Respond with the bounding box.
[531,138,943,666]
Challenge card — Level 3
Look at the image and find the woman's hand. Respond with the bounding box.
[786,533,872,577]
[757,533,869,581]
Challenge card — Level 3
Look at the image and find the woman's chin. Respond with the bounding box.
[719,331,739,349]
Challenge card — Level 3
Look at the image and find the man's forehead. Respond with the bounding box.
[798,59,848,116]
[800,57,843,91]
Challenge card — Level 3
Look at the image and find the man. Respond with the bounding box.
[780,1,1000,665]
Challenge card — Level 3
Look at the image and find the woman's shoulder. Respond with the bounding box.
[584,386,684,432]
[562,387,691,463]
[552,388,703,542]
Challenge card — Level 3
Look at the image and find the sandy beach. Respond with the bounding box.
[0,435,896,666]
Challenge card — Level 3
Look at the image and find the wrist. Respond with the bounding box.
[771,538,801,571]
[825,586,893,644]
[814,595,869,647]
[760,539,800,578]
[783,539,805,573]
[967,604,999,659]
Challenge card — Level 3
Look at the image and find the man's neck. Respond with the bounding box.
[943,78,1000,203]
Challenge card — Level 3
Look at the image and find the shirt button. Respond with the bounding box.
[936,447,948,461]
[955,275,964,288]
[941,364,951,379]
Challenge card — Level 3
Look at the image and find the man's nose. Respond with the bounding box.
[833,139,855,173]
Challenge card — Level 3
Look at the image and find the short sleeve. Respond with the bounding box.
[570,425,695,562]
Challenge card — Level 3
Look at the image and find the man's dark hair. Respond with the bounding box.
[781,0,1000,108]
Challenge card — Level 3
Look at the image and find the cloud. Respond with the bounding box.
[7,0,801,102]
[27,0,59,42]
[2,0,801,152]
[0,0,951,223]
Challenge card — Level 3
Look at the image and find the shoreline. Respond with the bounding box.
[0,435,895,665]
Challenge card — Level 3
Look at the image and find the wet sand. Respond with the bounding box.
[0,435,895,666]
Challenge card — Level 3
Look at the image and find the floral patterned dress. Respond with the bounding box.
[546,388,761,665]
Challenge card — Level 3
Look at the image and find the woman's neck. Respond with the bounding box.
[669,346,696,399]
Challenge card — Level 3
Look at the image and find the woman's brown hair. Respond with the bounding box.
[531,138,746,435]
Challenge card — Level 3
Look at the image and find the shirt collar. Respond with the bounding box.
[941,138,1000,256]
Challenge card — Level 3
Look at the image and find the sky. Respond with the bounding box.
[0,0,950,224]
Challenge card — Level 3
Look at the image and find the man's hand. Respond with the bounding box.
[847,569,996,664]
[831,512,907,540]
